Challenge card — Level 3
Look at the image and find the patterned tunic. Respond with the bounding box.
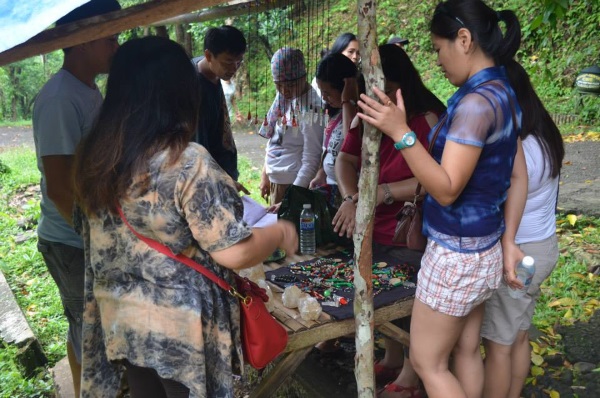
[79,143,252,397]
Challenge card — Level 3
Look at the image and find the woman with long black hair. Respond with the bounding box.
[73,36,297,397]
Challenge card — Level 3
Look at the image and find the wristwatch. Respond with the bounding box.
[382,184,394,205]
[393,131,417,150]
[343,195,355,203]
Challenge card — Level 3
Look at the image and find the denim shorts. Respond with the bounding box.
[481,235,559,345]
[416,240,502,317]
[37,238,85,363]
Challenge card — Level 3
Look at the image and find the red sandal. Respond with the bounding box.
[377,382,423,398]
[374,360,402,386]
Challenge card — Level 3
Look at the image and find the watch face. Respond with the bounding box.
[384,196,394,205]
[404,133,416,146]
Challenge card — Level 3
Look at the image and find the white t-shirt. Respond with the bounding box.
[515,135,560,244]
[33,69,103,248]
[221,79,236,119]
[322,112,343,185]
[265,86,323,187]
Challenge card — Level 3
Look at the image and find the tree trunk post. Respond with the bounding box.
[354,1,384,396]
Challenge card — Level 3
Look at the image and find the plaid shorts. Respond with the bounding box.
[416,240,503,317]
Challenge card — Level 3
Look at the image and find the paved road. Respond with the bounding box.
[1,126,598,216]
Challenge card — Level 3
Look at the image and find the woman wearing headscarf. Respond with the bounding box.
[259,47,323,213]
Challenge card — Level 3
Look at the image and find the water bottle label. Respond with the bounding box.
[300,221,314,230]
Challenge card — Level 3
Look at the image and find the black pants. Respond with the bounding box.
[123,360,190,398]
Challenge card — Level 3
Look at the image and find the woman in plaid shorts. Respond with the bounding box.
[356,1,526,397]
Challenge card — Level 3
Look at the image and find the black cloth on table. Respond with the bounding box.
[265,249,417,320]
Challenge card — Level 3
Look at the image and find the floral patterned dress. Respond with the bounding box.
[78,143,251,397]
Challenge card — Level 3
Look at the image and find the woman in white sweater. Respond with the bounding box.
[259,47,323,212]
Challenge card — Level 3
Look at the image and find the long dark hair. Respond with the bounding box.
[316,53,358,117]
[379,44,446,119]
[505,60,564,178]
[330,33,358,55]
[316,53,358,92]
[74,36,200,215]
[430,0,521,65]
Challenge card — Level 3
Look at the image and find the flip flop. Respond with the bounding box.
[377,382,423,398]
[374,360,402,386]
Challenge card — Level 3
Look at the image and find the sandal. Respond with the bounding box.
[374,360,402,386]
[314,339,341,353]
[377,382,423,398]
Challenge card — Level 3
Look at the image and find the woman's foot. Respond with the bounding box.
[377,382,423,398]
[374,360,403,386]
[314,339,341,353]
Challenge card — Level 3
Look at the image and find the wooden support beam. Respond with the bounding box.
[0,0,229,66]
[250,347,313,398]
[377,322,411,347]
[150,0,286,27]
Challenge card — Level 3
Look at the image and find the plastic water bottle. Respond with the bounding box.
[508,256,535,299]
[299,204,316,255]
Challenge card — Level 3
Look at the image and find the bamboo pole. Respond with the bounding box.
[354,1,384,396]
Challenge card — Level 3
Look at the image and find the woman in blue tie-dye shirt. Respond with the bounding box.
[357,1,527,397]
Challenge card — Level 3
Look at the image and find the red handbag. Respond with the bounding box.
[117,206,288,369]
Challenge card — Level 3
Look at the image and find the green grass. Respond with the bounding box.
[0,120,32,128]
[0,148,58,398]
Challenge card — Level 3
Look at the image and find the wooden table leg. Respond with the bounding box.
[250,346,313,398]
[376,322,410,347]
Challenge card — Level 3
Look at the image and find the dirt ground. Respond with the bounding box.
[1,126,598,397]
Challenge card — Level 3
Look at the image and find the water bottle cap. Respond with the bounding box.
[303,204,311,209]
[522,256,534,266]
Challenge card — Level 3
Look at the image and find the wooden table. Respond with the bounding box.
[250,248,415,398]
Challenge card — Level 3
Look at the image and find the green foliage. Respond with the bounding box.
[1,0,597,125]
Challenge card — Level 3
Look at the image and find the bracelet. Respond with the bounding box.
[343,195,354,202]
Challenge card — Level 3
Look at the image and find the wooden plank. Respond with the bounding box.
[271,307,306,332]
[284,298,414,353]
[250,347,313,398]
[150,0,285,26]
[377,322,410,347]
[0,0,229,66]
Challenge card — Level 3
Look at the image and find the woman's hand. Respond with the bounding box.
[502,240,525,290]
[266,202,281,214]
[357,87,411,143]
[309,168,327,189]
[234,181,250,195]
[260,169,270,203]
[332,199,357,238]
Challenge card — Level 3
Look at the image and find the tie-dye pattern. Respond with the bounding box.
[78,143,252,397]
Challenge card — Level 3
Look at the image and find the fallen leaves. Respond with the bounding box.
[562,131,600,143]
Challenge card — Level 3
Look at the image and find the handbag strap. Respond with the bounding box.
[116,205,248,302]
[412,113,448,203]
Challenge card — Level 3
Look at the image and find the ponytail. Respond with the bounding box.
[430,0,521,66]
[495,9,521,65]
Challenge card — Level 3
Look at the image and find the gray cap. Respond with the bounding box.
[388,36,409,46]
